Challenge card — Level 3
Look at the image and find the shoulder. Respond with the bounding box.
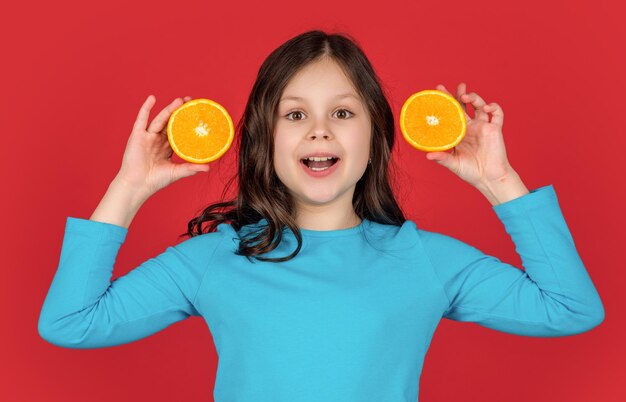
[418,227,481,253]
[363,220,483,263]
[365,219,421,250]
[389,220,483,258]
[171,222,236,255]
[148,222,238,297]
[165,222,238,271]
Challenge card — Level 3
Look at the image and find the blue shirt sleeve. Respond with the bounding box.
[417,184,605,337]
[38,217,223,349]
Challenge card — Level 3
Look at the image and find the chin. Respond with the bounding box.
[299,191,338,205]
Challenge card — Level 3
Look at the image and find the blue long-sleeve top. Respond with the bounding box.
[38,184,604,401]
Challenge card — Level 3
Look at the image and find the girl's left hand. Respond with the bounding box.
[426,83,514,188]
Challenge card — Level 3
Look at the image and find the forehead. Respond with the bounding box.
[279,58,361,104]
[279,93,360,103]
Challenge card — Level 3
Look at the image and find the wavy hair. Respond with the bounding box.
[179,29,406,262]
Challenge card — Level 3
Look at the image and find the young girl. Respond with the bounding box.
[38,30,604,401]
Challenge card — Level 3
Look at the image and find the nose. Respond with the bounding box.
[307,120,334,140]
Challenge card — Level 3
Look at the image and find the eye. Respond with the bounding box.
[284,108,355,121]
[285,111,305,121]
[335,109,354,119]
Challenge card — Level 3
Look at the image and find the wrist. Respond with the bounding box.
[111,175,151,207]
[89,177,149,229]
[476,167,530,206]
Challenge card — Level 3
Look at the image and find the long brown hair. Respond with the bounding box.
[179,29,407,263]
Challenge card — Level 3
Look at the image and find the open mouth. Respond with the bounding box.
[301,157,340,171]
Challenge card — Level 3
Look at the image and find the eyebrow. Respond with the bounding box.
[279,93,359,103]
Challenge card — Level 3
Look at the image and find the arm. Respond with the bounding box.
[37,216,222,348]
[38,94,218,348]
[418,184,605,337]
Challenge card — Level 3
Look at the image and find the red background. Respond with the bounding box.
[3,0,624,401]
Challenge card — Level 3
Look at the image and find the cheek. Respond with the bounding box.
[273,135,286,153]
[347,136,370,163]
[272,132,296,177]
[273,129,299,156]
[272,157,289,188]
[350,120,372,153]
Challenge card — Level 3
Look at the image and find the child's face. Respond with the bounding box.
[273,57,372,213]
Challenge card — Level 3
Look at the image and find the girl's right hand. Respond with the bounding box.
[115,95,211,200]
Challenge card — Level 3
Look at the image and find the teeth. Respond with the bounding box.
[305,156,336,161]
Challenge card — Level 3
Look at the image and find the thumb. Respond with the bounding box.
[426,151,458,171]
[425,152,450,164]
[189,163,211,174]
[173,163,211,181]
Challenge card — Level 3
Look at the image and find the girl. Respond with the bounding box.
[38,30,604,401]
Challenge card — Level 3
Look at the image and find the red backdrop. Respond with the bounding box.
[3,0,623,401]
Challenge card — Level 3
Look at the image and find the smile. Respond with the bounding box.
[300,158,341,178]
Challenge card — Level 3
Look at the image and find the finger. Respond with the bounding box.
[436,84,470,121]
[147,97,184,134]
[172,163,211,182]
[435,84,452,96]
[485,102,504,126]
[455,83,471,121]
[425,151,448,161]
[159,96,192,135]
[189,163,211,173]
[132,95,156,133]
[425,150,457,171]
[456,82,467,100]
[456,82,469,113]
[460,92,489,122]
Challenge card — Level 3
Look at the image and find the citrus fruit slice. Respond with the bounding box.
[166,98,234,163]
[399,89,467,152]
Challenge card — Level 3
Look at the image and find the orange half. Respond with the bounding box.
[399,90,467,152]
[167,98,234,163]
